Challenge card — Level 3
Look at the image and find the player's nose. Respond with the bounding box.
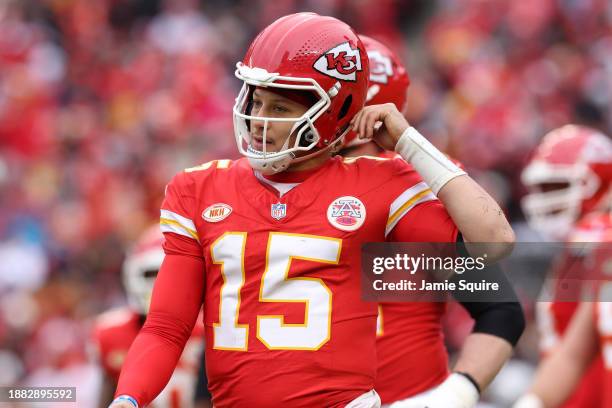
[250,117,266,138]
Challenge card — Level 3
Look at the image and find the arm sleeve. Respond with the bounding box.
[115,172,205,405]
[114,254,205,405]
[451,261,525,346]
[456,298,525,347]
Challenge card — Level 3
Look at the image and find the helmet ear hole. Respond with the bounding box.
[295,122,318,147]
[303,130,317,143]
[337,95,353,120]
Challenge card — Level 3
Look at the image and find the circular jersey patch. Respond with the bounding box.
[327,196,366,232]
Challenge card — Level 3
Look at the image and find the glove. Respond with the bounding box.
[389,373,479,408]
[512,394,544,408]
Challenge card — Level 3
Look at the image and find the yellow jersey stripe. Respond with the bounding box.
[160,218,199,240]
[387,188,433,227]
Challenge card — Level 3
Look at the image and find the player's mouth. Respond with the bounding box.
[250,135,275,152]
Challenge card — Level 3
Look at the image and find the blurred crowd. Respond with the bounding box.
[1,0,612,405]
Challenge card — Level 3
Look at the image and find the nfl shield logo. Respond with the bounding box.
[271,202,287,220]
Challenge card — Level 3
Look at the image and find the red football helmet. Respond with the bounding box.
[122,225,165,314]
[233,12,369,174]
[343,34,410,148]
[521,125,612,239]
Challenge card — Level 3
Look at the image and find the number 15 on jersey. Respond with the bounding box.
[211,232,342,351]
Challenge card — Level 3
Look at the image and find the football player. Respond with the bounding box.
[339,35,410,160]
[92,225,208,408]
[513,211,612,407]
[514,125,612,407]
[341,35,524,408]
[109,13,514,408]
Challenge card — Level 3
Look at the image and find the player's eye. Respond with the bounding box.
[251,100,263,111]
[273,105,289,113]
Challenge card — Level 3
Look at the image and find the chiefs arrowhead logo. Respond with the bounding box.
[368,50,393,84]
[313,42,363,82]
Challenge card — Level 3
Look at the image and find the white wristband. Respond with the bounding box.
[439,373,480,407]
[512,393,545,408]
[394,126,466,195]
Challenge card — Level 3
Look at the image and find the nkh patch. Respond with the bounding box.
[271,202,287,220]
[327,196,366,231]
[202,203,232,222]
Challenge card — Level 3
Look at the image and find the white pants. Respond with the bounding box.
[346,390,381,408]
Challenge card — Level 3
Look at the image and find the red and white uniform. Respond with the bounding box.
[93,307,204,407]
[122,156,458,408]
[551,213,612,405]
[536,294,603,407]
[520,125,612,408]
[596,296,612,408]
[374,155,462,404]
[376,302,450,403]
[536,214,610,408]
[583,212,612,407]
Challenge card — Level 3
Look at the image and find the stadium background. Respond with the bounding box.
[0,0,611,406]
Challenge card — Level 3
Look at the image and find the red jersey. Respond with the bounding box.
[92,307,204,407]
[373,154,458,404]
[536,300,603,408]
[156,156,456,408]
[584,212,612,407]
[536,214,609,407]
[375,302,451,403]
[596,300,612,407]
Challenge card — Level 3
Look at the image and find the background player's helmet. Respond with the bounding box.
[343,34,411,148]
[122,225,165,315]
[233,12,369,174]
[521,125,612,239]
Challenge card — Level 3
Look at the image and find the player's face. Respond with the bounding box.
[249,88,309,152]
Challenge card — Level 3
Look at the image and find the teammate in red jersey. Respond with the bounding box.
[513,211,612,408]
[91,226,208,408]
[340,35,410,160]
[341,35,524,408]
[109,13,514,408]
[515,125,612,408]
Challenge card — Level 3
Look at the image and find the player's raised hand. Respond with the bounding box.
[349,103,410,151]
